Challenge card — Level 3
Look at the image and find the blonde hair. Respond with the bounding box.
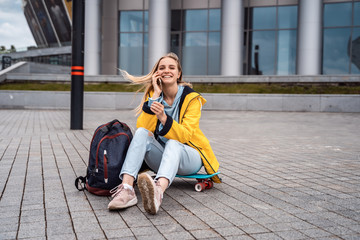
[120,52,192,115]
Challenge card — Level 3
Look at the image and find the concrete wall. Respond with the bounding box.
[1,90,359,113]
[1,69,359,112]
[2,72,360,84]
[1,63,359,83]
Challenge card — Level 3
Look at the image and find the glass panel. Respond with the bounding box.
[144,11,149,32]
[44,0,72,43]
[251,7,276,30]
[351,28,360,74]
[30,0,58,46]
[243,31,248,74]
[277,30,297,75]
[278,6,297,29]
[24,2,47,47]
[171,34,181,57]
[171,10,181,31]
[324,3,352,27]
[120,11,143,32]
[250,31,276,75]
[209,9,221,31]
[208,32,221,75]
[143,33,148,73]
[354,2,360,26]
[244,7,249,30]
[182,32,207,75]
[184,10,207,31]
[323,28,351,74]
[119,33,143,75]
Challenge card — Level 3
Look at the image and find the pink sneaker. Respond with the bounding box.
[108,184,138,210]
[137,173,163,215]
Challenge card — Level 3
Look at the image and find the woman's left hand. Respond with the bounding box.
[150,101,167,125]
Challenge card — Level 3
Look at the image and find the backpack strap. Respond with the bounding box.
[75,176,87,191]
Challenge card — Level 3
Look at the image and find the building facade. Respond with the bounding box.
[22,0,72,48]
[18,0,360,76]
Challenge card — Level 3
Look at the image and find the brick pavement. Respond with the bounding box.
[0,109,359,240]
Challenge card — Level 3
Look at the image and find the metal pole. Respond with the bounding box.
[71,0,85,130]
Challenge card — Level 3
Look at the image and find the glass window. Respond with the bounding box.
[119,11,148,75]
[246,5,297,75]
[351,27,360,74]
[250,31,276,75]
[208,32,221,75]
[251,7,276,30]
[120,11,144,32]
[143,33,148,74]
[171,10,181,31]
[184,10,207,31]
[182,32,207,75]
[323,3,359,74]
[209,9,221,31]
[278,6,297,29]
[354,2,360,26]
[277,30,297,75]
[324,3,352,27]
[323,28,351,74]
[144,11,149,32]
[183,32,207,47]
[173,8,221,75]
[171,34,181,57]
[119,33,144,75]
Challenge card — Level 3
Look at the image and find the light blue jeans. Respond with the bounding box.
[120,127,202,186]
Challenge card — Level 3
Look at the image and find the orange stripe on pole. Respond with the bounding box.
[71,66,84,70]
[71,72,84,75]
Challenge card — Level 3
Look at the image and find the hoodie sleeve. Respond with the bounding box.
[136,100,158,133]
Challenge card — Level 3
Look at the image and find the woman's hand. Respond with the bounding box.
[152,71,162,99]
[150,101,167,125]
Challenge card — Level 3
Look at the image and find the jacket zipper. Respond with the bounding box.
[180,94,216,173]
[188,141,217,174]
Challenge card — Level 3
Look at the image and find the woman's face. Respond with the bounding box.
[157,57,181,85]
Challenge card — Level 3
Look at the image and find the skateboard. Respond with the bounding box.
[176,172,220,192]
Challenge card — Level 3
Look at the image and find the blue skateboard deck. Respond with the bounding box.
[176,172,220,192]
[176,172,220,179]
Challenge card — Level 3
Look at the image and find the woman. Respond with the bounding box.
[108,53,220,214]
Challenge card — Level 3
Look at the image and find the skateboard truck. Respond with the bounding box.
[195,178,214,192]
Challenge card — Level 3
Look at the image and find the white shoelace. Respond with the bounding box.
[109,184,124,198]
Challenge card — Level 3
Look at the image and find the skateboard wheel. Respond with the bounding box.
[208,181,214,189]
[195,183,203,192]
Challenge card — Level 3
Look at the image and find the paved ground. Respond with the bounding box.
[0,109,359,240]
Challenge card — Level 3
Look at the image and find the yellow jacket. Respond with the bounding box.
[136,86,221,183]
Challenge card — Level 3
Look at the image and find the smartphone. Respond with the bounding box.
[157,78,162,86]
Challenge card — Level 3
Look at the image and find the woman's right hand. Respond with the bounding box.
[152,71,162,98]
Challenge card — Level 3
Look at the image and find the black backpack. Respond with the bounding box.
[75,119,133,196]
